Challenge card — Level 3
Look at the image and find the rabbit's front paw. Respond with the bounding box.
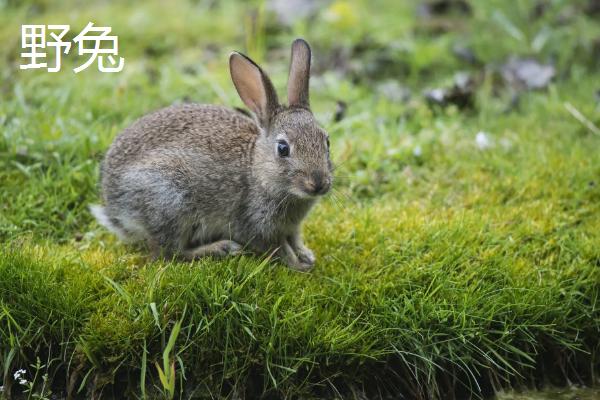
[295,246,315,266]
[287,258,314,272]
[279,241,314,272]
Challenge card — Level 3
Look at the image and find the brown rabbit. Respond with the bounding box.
[90,39,332,271]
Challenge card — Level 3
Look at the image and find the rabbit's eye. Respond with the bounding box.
[326,137,330,149]
[277,140,290,157]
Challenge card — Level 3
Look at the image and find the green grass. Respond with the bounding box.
[1,0,599,398]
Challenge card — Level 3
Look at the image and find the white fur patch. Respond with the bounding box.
[90,204,146,242]
[118,214,148,242]
[90,204,112,229]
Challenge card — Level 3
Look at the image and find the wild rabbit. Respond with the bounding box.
[91,39,332,271]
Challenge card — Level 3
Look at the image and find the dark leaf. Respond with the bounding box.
[585,0,600,17]
[530,0,550,20]
[424,72,477,109]
[418,0,472,18]
[333,100,348,122]
[452,44,481,66]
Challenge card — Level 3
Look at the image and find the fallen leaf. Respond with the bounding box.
[376,80,411,103]
[268,0,322,26]
[501,57,555,90]
[475,131,493,150]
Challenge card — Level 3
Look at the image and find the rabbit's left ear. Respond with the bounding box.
[287,38,311,108]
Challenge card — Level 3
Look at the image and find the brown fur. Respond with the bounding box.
[91,39,331,271]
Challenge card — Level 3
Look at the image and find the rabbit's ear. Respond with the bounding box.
[230,52,279,126]
[287,38,311,108]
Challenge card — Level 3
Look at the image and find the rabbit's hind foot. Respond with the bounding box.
[183,240,242,261]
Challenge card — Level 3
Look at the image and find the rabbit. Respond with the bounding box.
[90,39,332,271]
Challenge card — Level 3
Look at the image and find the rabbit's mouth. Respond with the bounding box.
[292,175,331,198]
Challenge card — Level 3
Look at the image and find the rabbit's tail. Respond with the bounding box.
[90,204,138,242]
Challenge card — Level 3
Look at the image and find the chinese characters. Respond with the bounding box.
[20,23,124,73]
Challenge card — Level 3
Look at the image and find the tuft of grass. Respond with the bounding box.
[1,0,599,398]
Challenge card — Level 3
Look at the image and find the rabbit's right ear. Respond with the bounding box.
[287,38,311,108]
[230,52,279,126]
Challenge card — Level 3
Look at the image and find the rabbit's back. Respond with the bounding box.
[103,104,258,174]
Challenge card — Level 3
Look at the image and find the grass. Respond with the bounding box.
[1,0,599,398]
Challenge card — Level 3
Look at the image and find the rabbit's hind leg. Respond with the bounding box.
[183,240,242,260]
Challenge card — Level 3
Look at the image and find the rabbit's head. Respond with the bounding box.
[230,39,332,199]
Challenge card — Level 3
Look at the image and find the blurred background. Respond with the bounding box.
[2,0,599,124]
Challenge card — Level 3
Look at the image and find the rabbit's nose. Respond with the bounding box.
[307,171,330,195]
